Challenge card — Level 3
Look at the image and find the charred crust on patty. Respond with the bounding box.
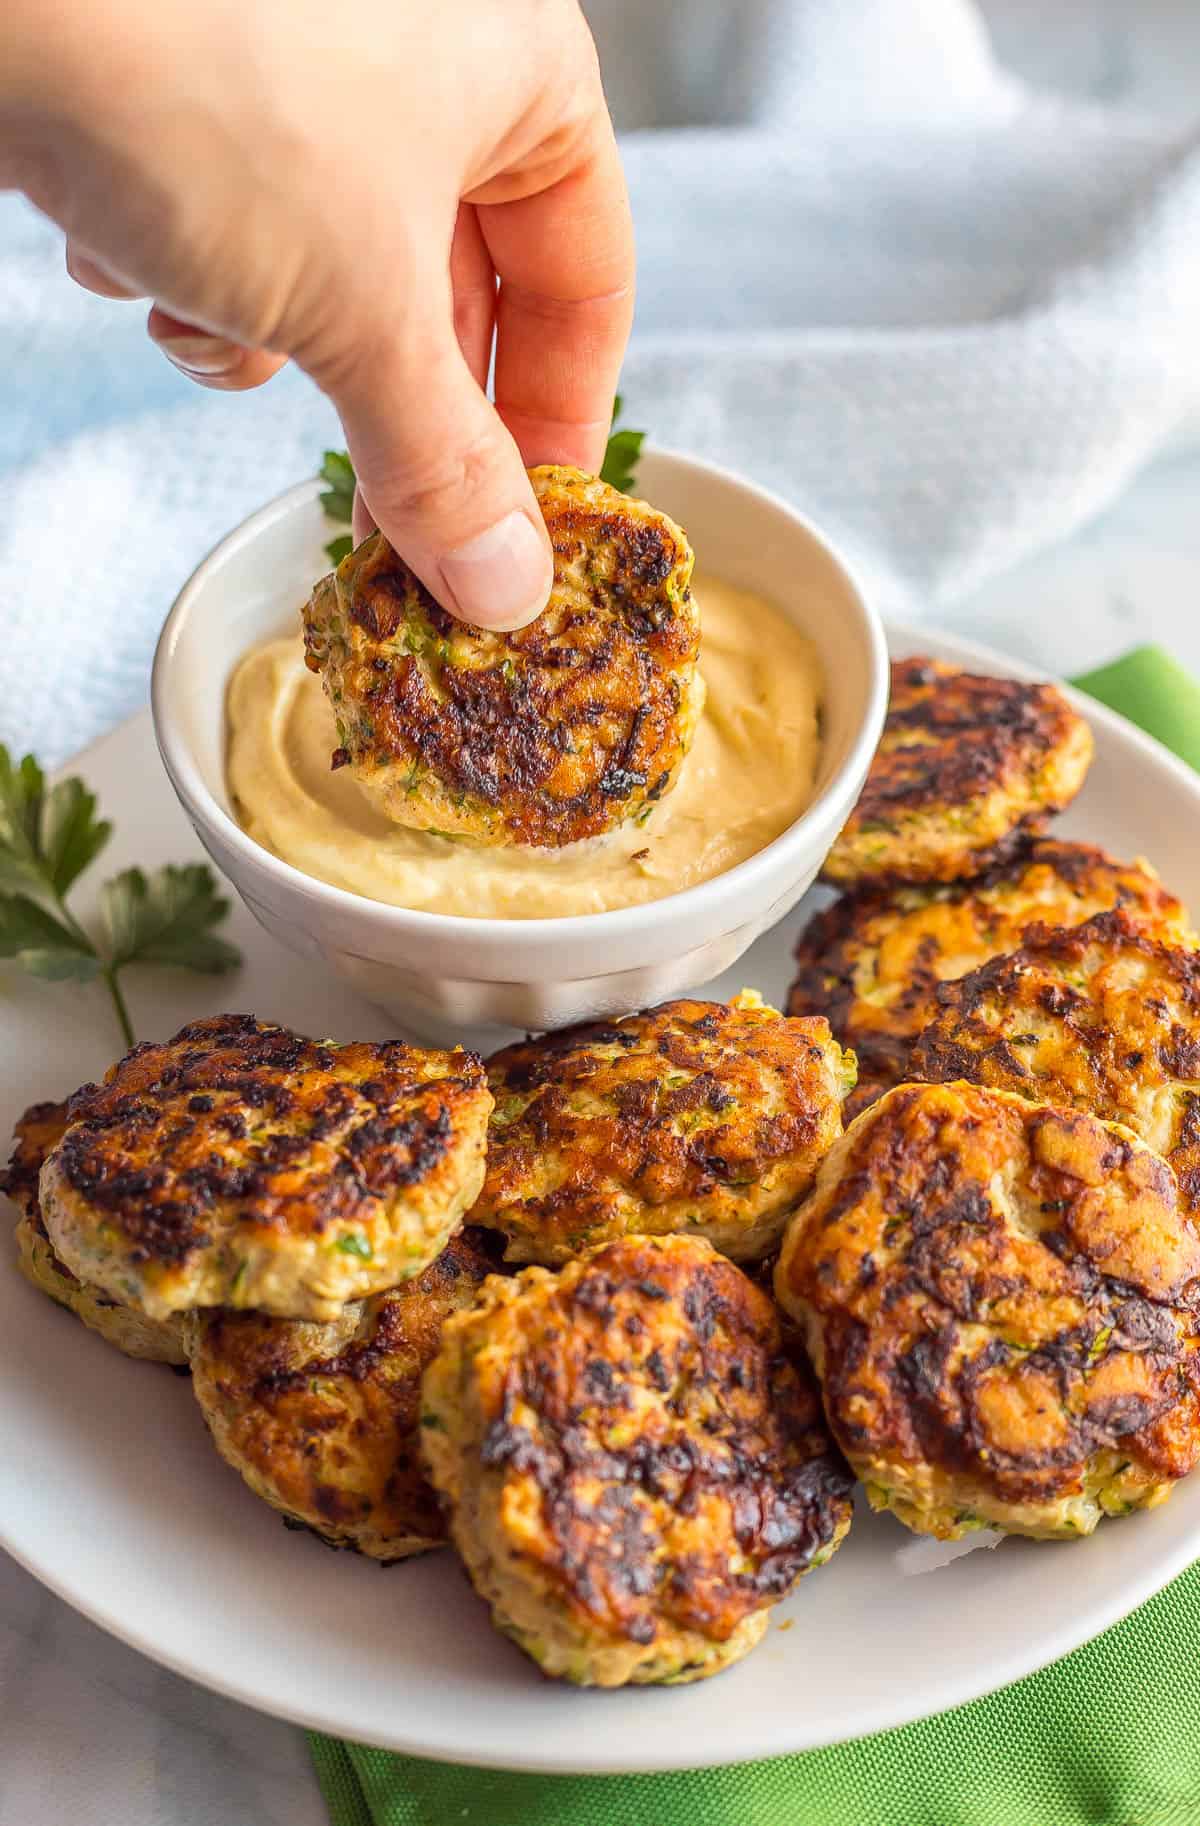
[824,658,1093,888]
[37,1015,492,1320]
[790,840,1189,1094]
[300,467,703,848]
[2,1098,71,1220]
[776,1081,1200,1538]
[912,908,1200,1210]
[6,1095,188,1364]
[187,1230,495,1559]
[420,1235,853,1682]
[471,995,851,1266]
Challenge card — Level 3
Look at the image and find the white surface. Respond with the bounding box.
[5,1,1200,1818]
[5,622,1200,1778]
[152,455,886,1040]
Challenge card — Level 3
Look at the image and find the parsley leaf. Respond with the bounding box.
[101,865,241,973]
[600,396,647,494]
[318,451,358,566]
[0,748,113,898]
[0,895,101,980]
[318,449,355,523]
[601,429,645,494]
[40,777,114,895]
[0,742,241,1048]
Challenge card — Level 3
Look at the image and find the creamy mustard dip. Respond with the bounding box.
[226,575,822,920]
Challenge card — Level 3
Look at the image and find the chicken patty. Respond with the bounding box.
[913,909,1200,1212]
[775,1081,1200,1540]
[39,1015,491,1323]
[186,1230,496,1560]
[823,658,1093,888]
[471,992,854,1267]
[790,841,1190,1102]
[301,466,703,848]
[4,1097,187,1365]
[420,1233,854,1686]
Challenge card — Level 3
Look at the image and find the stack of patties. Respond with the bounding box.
[422,989,860,1685]
[4,1013,497,1561]
[776,656,1200,1545]
[19,617,1199,1684]
[296,475,860,1680]
[3,994,861,1687]
[5,472,868,1691]
[788,656,1189,1111]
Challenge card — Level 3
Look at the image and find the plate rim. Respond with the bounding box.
[4,618,1200,1773]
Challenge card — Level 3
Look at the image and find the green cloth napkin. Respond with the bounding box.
[1072,645,1200,775]
[309,644,1200,1826]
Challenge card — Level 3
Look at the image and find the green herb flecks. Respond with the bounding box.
[1086,1324,1114,1366]
[335,1233,373,1260]
[318,450,356,565]
[0,746,241,1049]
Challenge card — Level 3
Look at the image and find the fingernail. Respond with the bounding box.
[155,333,243,377]
[439,511,551,630]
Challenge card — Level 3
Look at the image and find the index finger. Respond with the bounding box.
[476,122,635,476]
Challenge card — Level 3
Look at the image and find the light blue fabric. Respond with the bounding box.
[5,0,1200,770]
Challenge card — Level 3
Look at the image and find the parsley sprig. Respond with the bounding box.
[318,450,356,566]
[0,746,241,1049]
[599,395,646,494]
[318,396,647,560]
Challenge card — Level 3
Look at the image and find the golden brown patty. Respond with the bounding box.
[39,1015,491,1322]
[790,841,1190,1101]
[4,1097,187,1364]
[841,1076,896,1124]
[300,466,703,848]
[3,1098,72,1219]
[776,1081,1200,1540]
[186,1230,497,1560]
[823,658,1093,888]
[471,992,853,1267]
[420,1233,853,1686]
[913,908,1200,1213]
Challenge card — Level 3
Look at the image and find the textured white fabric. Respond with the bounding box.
[3,8,1200,1826]
[4,0,1200,765]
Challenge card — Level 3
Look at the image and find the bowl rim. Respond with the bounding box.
[151,445,889,945]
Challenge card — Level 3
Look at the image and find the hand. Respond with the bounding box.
[2,0,634,629]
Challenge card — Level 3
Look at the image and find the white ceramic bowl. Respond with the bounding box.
[152,448,887,1042]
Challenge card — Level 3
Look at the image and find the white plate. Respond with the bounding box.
[3,625,1200,1774]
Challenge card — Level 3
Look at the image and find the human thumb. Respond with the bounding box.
[324,312,553,632]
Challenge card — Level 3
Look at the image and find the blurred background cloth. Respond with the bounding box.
[5,0,1200,767]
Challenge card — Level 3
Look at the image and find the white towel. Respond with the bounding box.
[3,0,1200,766]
